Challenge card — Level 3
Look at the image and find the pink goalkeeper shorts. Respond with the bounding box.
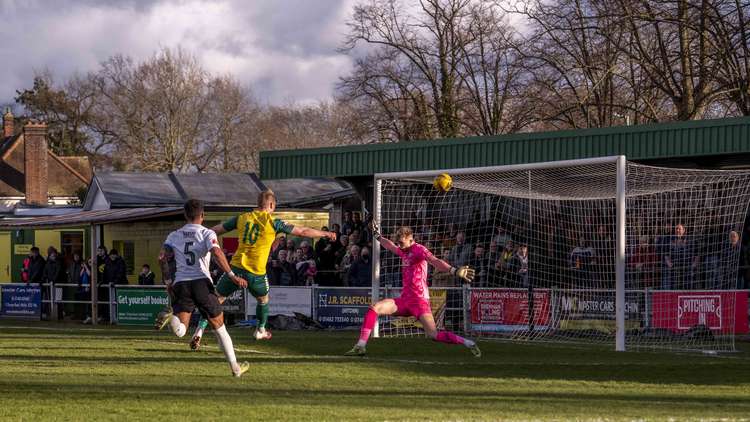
[393,296,432,318]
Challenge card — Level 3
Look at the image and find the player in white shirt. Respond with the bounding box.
[154,199,250,377]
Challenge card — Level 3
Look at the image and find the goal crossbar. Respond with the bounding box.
[374,156,622,180]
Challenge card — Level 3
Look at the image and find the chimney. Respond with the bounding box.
[23,121,49,206]
[3,107,13,137]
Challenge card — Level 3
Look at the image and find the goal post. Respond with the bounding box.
[371,177,382,338]
[616,155,626,351]
[371,156,750,352]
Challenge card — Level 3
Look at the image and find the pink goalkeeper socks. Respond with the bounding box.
[434,330,466,345]
[358,308,378,344]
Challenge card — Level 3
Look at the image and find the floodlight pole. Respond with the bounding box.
[371,178,382,338]
[615,156,626,352]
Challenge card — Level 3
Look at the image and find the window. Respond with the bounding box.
[61,231,83,266]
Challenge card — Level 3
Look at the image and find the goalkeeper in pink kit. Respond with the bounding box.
[346,223,481,357]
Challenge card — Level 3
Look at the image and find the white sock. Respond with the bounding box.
[169,316,186,337]
[193,326,205,339]
[463,339,476,348]
[213,324,238,368]
[355,340,367,348]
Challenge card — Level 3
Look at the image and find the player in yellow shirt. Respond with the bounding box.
[190,190,336,348]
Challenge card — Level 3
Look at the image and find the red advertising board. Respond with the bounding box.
[650,291,749,334]
[470,289,550,329]
[221,237,238,254]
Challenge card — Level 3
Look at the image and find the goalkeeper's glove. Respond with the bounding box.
[450,266,475,283]
[370,220,382,240]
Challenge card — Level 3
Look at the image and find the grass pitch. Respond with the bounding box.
[0,321,749,421]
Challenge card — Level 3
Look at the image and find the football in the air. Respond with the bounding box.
[433,173,452,192]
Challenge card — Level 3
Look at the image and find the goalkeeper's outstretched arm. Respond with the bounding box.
[426,254,475,283]
[375,235,402,255]
[370,220,402,255]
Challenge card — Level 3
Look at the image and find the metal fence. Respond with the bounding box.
[2,283,749,340]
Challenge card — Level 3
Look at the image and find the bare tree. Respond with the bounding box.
[15,72,101,156]
[612,0,724,120]
[342,0,478,139]
[457,1,529,134]
[201,75,260,172]
[340,0,531,139]
[339,48,435,141]
[94,48,216,171]
[508,0,636,128]
[704,0,750,115]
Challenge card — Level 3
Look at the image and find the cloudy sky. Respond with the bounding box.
[0,0,359,106]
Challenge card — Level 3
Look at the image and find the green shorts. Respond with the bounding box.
[216,265,270,299]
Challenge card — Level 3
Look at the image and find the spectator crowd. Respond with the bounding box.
[17,206,750,324]
[264,211,375,287]
[21,245,129,323]
[375,216,750,291]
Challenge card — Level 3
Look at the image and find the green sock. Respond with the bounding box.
[198,318,208,330]
[256,302,269,329]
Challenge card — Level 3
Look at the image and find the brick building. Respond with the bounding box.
[0,108,92,215]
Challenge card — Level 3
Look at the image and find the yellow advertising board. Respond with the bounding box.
[390,289,449,329]
[14,244,32,255]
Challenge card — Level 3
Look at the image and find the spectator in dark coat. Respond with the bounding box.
[64,252,84,318]
[348,246,372,287]
[509,244,530,287]
[42,248,66,320]
[104,249,128,286]
[315,229,337,285]
[269,249,296,286]
[138,264,155,285]
[80,259,93,323]
[26,247,46,283]
[331,224,342,247]
[570,237,595,283]
[339,245,360,285]
[273,234,287,256]
[334,235,350,263]
[68,253,84,285]
[665,224,698,289]
[314,227,330,255]
[352,212,365,235]
[447,231,472,269]
[468,244,489,287]
[95,245,109,282]
[721,230,743,289]
[279,249,297,286]
[95,246,111,322]
[43,248,66,284]
[342,211,355,236]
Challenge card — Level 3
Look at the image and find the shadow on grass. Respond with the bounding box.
[1,379,749,410]
[3,323,750,387]
[0,354,225,364]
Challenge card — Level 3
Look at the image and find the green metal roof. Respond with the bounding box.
[260,117,750,179]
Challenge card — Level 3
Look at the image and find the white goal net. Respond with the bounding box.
[374,156,750,352]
